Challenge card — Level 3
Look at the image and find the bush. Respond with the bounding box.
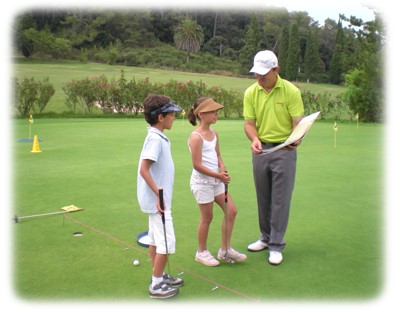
[13,76,55,116]
[301,90,352,121]
[61,71,245,117]
[62,71,150,115]
[17,72,352,121]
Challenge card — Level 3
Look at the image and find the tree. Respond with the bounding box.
[12,8,380,87]
[14,13,37,57]
[20,27,72,59]
[343,15,384,122]
[304,28,320,81]
[174,18,204,63]
[203,35,228,57]
[278,23,290,77]
[239,15,263,74]
[286,23,300,81]
[329,20,345,84]
[318,18,337,75]
[151,10,181,43]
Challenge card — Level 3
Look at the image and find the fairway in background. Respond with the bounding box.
[13,60,345,114]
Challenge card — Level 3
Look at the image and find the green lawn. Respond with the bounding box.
[13,59,345,114]
[11,117,383,303]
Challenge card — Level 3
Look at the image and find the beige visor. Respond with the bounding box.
[194,98,224,115]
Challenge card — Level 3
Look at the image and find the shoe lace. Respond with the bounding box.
[228,248,238,255]
[200,250,215,260]
[153,282,171,291]
[163,273,177,282]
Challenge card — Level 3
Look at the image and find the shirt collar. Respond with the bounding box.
[148,126,169,142]
[257,75,282,92]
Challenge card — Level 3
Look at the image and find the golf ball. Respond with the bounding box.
[133,259,139,266]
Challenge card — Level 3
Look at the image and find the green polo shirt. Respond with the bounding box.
[243,75,304,142]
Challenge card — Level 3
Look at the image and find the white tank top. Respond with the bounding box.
[188,130,219,183]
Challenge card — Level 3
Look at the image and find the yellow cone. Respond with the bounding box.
[31,135,42,153]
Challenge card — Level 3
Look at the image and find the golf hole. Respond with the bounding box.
[73,232,83,237]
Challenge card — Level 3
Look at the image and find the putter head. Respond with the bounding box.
[225,258,235,264]
[221,256,235,264]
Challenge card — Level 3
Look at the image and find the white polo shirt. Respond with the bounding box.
[137,127,175,213]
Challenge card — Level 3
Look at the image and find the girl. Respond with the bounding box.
[187,97,247,266]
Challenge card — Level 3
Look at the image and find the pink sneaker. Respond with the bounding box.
[218,248,247,263]
[195,250,220,266]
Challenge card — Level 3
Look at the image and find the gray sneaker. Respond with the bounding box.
[163,273,184,287]
[149,282,179,299]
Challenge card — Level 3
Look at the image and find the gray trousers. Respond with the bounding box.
[252,148,297,252]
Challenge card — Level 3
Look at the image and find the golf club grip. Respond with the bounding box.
[159,188,165,224]
[224,170,228,203]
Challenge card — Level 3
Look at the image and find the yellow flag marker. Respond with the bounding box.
[355,113,359,129]
[181,109,186,124]
[28,115,33,141]
[333,121,338,148]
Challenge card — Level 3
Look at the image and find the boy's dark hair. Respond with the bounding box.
[143,94,171,125]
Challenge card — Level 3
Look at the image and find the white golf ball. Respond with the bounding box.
[133,259,139,266]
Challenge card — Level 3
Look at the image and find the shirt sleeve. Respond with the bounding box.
[287,87,304,119]
[142,135,161,162]
[243,87,256,120]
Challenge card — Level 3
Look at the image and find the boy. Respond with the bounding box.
[137,94,184,299]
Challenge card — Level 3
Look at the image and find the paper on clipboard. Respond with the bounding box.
[261,111,320,155]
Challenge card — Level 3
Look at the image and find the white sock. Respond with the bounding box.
[152,275,163,288]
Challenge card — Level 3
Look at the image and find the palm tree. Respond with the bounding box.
[174,18,204,63]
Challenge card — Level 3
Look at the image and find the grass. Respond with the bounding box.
[12,59,345,114]
[11,117,383,304]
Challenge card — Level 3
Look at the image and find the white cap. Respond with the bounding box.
[249,50,278,75]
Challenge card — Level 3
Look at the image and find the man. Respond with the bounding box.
[243,50,304,265]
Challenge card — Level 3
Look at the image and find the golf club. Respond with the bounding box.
[224,182,230,261]
[159,188,171,276]
[13,205,83,223]
[220,175,234,264]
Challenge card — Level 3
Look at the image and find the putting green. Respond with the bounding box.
[12,118,383,301]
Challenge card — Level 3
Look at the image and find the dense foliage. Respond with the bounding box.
[12,8,384,121]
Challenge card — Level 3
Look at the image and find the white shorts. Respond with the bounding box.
[148,210,176,254]
[190,178,225,204]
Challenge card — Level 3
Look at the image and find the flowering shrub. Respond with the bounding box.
[301,90,351,121]
[62,70,244,117]
[14,77,55,116]
[14,72,351,120]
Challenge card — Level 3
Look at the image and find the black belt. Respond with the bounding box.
[261,141,285,148]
